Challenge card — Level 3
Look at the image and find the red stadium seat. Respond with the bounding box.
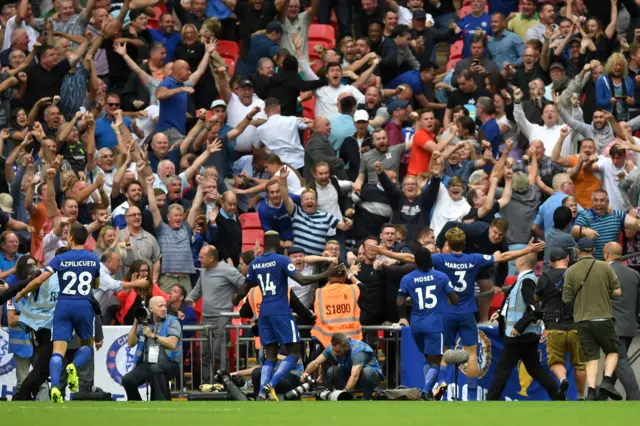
[302,97,315,120]
[242,228,264,247]
[308,24,336,48]
[450,40,464,59]
[218,40,240,61]
[239,212,262,229]
[459,5,473,19]
[223,57,236,75]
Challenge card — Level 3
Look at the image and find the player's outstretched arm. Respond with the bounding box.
[493,238,546,263]
[291,263,346,286]
[15,270,53,301]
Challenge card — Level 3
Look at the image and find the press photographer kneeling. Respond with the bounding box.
[123,296,182,401]
[534,247,586,400]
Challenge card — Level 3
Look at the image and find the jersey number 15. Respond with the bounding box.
[414,285,437,309]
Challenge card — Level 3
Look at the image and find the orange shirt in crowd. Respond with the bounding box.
[29,203,48,258]
[568,155,601,209]
[407,128,434,176]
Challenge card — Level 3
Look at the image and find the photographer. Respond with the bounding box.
[123,296,182,401]
[534,248,586,400]
[301,332,383,401]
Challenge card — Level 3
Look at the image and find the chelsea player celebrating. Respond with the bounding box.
[17,223,100,403]
[233,230,345,400]
[397,247,459,401]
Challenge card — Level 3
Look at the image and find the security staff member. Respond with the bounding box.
[602,242,640,400]
[487,252,562,401]
[311,263,365,352]
[123,296,182,401]
[563,238,623,401]
[534,247,587,400]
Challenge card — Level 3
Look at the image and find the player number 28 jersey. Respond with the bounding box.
[247,253,297,317]
[432,253,494,314]
[46,250,100,301]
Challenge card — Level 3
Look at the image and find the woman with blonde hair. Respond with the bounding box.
[95,226,129,259]
[596,51,635,121]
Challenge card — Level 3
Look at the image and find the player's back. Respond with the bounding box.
[400,269,453,331]
[432,253,494,314]
[248,252,296,317]
[49,249,100,301]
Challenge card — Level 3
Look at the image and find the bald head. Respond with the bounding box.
[517,252,538,271]
[221,191,238,215]
[314,116,331,136]
[149,295,165,310]
[603,242,622,261]
[172,60,191,82]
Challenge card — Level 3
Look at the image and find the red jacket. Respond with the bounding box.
[116,284,169,324]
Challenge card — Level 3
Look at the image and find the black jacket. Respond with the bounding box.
[267,69,328,117]
[304,133,348,182]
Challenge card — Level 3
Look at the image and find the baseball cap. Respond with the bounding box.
[577,237,594,252]
[387,99,410,114]
[550,62,565,71]
[239,79,254,88]
[288,246,305,255]
[210,99,227,109]
[267,21,284,34]
[0,193,13,214]
[354,110,369,122]
[549,247,568,262]
[413,10,427,20]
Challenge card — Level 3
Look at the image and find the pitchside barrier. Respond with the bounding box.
[1,319,639,400]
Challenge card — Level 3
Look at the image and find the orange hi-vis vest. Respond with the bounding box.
[246,286,292,350]
[311,283,362,348]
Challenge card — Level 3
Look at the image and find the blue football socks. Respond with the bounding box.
[49,353,63,389]
[269,355,297,387]
[73,345,93,369]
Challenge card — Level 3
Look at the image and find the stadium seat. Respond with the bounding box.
[242,228,264,247]
[223,57,236,75]
[218,40,240,61]
[302,97,315,120]
[239,212,261,229]
[308,24,336,48]
[459,5,473,19]
[450,40,464,60]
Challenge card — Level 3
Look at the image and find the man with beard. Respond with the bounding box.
[443,70,492,127]
[354,127,411,189]
[280,166,353,255]
[411,10,458,67]
[279,0,319,61]
[559,108,618,153]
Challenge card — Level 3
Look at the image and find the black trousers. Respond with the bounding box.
[487,335,559,401]
[13,328,53,401]
[122,361,180,401]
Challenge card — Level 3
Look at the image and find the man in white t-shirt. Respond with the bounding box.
[279,0,318,61]
[217,75,267,152]
[591,144,635,211]
[314,60,378,117]
[3,3,39,50]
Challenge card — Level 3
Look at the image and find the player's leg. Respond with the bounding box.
[440,313,460,390]
[65,302,96,393]
[256,316,278,400]
[460,314,480,401]
[50,306,74,403]
[264,315,301,400]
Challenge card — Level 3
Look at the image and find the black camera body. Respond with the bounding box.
[134,306,151,325]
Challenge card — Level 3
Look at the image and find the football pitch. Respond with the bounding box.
[1,401,639,425]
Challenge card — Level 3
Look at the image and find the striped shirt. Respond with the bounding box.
[574,210,626,259]
[291,205,339,255]
[155,222,196,274]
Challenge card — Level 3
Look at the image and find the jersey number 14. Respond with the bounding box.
[258,273,276,296]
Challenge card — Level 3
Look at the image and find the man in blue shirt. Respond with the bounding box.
[487,12,525,71]
[94,93,137,150]
[533,173,584,238]
[246,21,283,77]
[257,180,300,246]
[16,223,100,404]
[232,230,343,400]
[458,0,492,58]
[398,246,458,401]
[477,96,502,158]
[150,14,182,62]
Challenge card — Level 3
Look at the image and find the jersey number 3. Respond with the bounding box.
[258,273,276,296]
[414,285,437,309]
[61,271,93,296]
[453,271,467,292]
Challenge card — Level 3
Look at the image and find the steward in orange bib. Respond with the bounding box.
[311,263,366,352]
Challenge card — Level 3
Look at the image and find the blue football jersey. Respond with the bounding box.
[399,269,454,330]
[47,249,100,300]
[432,253,494,314]
[247,253,297,317]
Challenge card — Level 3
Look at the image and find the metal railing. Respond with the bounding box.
[175,314,401,395]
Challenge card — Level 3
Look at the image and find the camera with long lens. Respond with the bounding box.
[284,375,317,400]
[214,369,248,401]
[134,301,151,325]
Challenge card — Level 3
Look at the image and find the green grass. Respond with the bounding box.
[1,401,639,425]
